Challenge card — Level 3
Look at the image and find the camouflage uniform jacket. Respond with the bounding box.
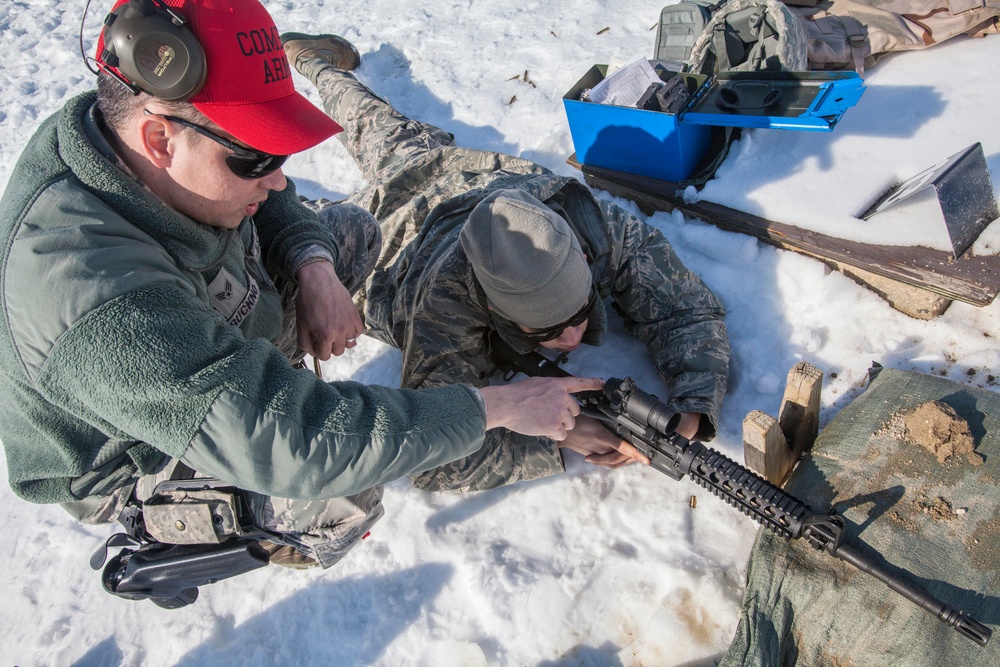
[351,149,729,487]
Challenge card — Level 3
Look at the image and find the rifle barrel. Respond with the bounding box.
[834,542,992,646]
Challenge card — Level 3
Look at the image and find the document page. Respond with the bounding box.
[584,58,661,107]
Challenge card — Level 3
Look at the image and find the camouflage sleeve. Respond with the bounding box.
[398,272,565,492]
[601,200,730,440]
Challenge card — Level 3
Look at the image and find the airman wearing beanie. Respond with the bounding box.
[460,190,593,329]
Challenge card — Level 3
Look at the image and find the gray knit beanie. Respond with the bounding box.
[460,189,592,329]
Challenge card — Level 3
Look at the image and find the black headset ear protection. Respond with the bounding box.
[85,0,207,101]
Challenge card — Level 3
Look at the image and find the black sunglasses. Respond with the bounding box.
[145,111,289,179]
[518,285,598,344]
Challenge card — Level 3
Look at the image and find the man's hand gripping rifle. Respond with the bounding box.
[488,331,992,647]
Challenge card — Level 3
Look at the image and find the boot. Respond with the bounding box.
[281,32,361,78]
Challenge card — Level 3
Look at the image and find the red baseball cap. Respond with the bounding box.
[96,0,341,155]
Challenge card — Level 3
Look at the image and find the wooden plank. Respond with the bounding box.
[742,410,790,486]
[571,158,1000,307]
[778,362,823,462]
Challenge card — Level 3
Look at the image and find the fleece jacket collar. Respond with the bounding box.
[59,91,238,272]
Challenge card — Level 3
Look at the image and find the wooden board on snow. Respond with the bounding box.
[570,156,1000,315]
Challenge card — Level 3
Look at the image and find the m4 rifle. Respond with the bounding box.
[488,331,992,647]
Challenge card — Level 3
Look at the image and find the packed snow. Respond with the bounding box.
[1,1,998,665]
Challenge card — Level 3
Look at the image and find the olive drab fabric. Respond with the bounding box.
[687,0,810,74]
[655,0,726,62]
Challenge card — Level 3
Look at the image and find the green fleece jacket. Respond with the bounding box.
[0,92,486,505]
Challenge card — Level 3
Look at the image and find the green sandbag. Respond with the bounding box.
[721,366,999,666]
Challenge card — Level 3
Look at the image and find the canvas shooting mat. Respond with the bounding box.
[720,366,999,666]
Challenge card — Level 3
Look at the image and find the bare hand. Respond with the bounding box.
[479,376,604,441]
[559,415,650,468]
[295,260,364,359]
[673,411,702,440]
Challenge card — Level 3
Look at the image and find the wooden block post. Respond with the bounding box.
[778,362,824,454]
[743,362,823,486]
[742,410,787,485]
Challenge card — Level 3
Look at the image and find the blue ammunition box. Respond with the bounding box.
[563,66,865,182]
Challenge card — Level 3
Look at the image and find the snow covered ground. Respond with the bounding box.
[1,1,998,665]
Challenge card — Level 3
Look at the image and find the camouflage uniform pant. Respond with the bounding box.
[309,66,567,493]
[67,200,385,569]
[309,64,456,183]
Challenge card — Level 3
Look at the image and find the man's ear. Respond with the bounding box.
[137,114,173,168]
